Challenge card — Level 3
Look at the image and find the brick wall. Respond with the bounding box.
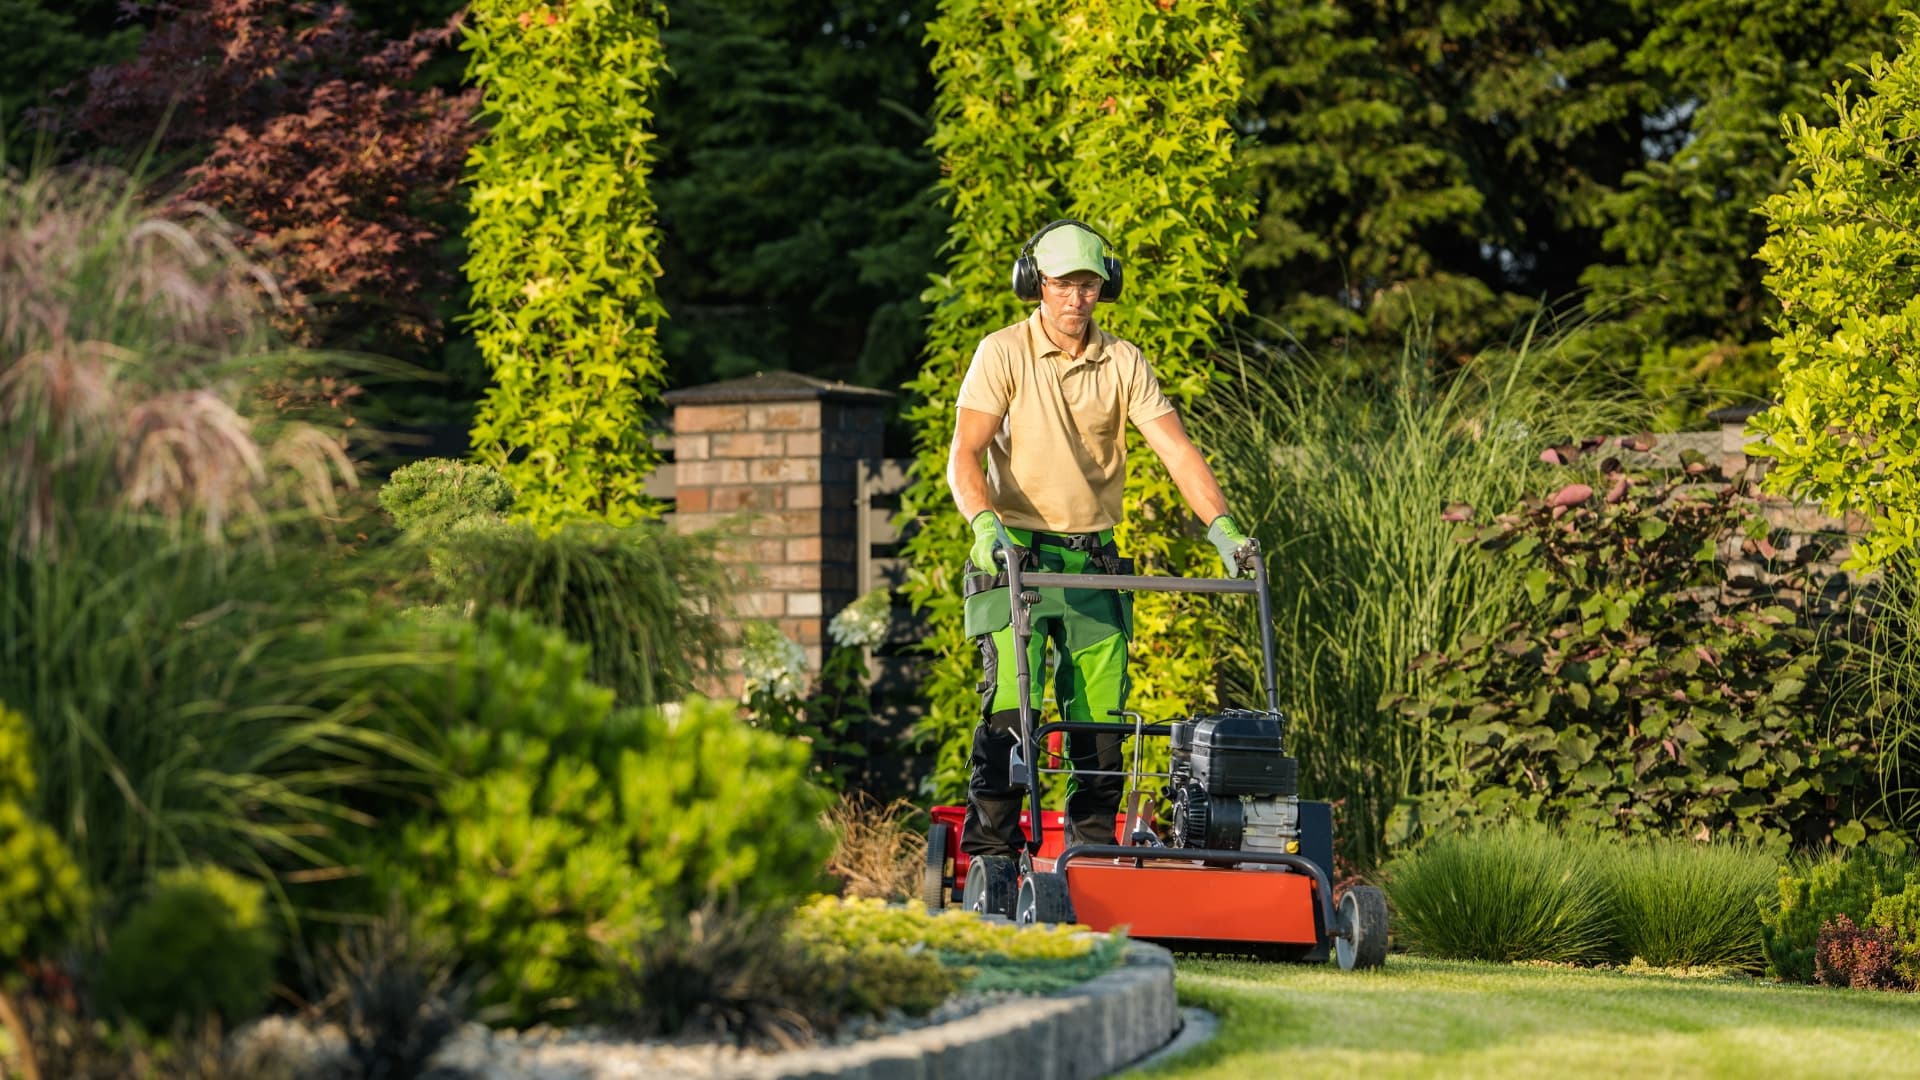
[663,371,891,697]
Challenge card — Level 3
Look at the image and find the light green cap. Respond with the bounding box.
[1032,225,1109,280]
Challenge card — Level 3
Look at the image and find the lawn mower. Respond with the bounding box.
[923,543,1389,970]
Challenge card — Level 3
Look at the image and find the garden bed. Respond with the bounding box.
[233,934,1178,1080]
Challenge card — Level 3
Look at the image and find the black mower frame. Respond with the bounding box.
[994,540,1344,941]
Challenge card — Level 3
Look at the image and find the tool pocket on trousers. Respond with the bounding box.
[964,584,1011,637]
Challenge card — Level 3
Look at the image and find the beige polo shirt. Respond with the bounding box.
[955,309,1177,533]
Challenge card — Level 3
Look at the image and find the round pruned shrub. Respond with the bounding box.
[1384,824,1613,964]
[100,864,278,1032]
[377,457,515,534]
[1763,848,1916,983]
[1600,839,1776,971]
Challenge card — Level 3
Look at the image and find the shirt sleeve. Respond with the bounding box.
[955,337,1012,417]
[1125,348,1177,427]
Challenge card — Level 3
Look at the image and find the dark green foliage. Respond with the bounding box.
[1383,825,1614,964]
[1240,1,1644,368]
[1763,849,1916,983]
[0,706,86,965]
[314,910,469,1080]
[1601,840,1776,970]
[653,0,943,393]
[435,520,730,707]
[370,614,832,1024]
[0,0,139,166]
[377,458,515,534]
[1581,0,1905,421]
[100,865,277,1032]
[1388,457,1876,849]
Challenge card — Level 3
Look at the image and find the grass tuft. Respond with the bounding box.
[1601,839,1776,971]
[1384,824,1613,964]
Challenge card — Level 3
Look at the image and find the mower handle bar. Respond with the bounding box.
[999,546,1282,856]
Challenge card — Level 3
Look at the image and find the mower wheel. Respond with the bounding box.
[1335,885,1388,970]
[1014,871,1076,926]
[963,854,1018,917]
[922,825,951,910]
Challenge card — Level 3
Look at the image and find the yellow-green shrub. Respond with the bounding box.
[0,705,86,965]
[372,612,833,1024]
[463,0,669,526]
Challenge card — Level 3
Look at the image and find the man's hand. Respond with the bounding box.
[970,509,1013,571]
[1207,514,1254,577]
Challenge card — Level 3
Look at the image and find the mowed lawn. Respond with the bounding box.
[1137,956,1920,1079]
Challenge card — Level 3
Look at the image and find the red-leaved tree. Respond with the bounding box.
[60,1,478,352]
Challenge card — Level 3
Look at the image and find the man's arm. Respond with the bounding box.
[947,406,1003,519]
[1137,410,1229,525]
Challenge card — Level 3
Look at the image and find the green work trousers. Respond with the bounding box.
[960,529,1132,856]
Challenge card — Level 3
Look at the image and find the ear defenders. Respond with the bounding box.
[1010,218,1123,303]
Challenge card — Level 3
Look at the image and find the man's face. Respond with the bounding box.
[1039,271,1102,338]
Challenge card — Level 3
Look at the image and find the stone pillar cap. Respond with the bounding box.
[664,370,894,406]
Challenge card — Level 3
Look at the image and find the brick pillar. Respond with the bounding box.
[665,372,892,693]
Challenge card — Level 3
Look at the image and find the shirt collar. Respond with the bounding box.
[1026,307,1107,366]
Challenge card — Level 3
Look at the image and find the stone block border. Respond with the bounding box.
[734,939,1180,1080]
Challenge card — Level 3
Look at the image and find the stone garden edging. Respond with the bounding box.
[728,939,1180,1080]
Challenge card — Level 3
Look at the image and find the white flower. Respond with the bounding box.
[740,621,808,702]
[828,587,892,649]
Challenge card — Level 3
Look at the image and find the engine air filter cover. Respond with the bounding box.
[1190,710,1296,797]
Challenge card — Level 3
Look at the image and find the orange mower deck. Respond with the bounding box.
[1035,853,1322,945]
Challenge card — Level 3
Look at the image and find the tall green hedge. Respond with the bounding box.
[464,0,668,527]
[901,1,1255,799]
[1752,18,1920,569]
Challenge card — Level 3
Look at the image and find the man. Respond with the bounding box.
[946,218,1254,858]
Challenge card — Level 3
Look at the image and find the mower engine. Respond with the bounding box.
[1167,709,1300,855]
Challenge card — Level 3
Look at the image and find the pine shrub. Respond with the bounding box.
[377,458,515,534]
[371,614,833,1025]
[100,865,278,1032]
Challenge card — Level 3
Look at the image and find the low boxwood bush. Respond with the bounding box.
[99,864,278,1032]
[1601,840,1775,970]
[1762,848,1916,983]
[1384,824,1613,964]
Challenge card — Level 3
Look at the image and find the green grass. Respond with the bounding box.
[1141,956,1920,1079]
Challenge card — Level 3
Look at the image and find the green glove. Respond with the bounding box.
[969,509,1013,571]
[1207,514,1253,577]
